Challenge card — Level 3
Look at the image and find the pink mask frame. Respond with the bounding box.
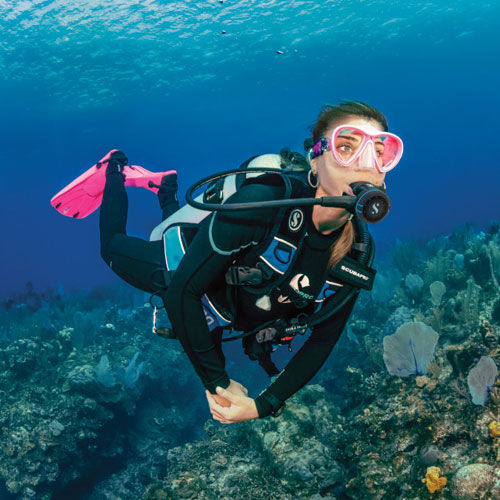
[311,124,404,173]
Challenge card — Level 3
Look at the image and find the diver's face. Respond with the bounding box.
[311,116,387,197]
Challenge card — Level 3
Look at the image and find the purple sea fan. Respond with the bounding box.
[467,356,498,405]
[383,322,439,377]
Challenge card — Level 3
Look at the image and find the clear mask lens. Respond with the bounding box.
[333,126,403,171]
[334,127,365,163]
[378,134,401,170]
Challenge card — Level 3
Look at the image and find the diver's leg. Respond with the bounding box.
[99,168,128,247]
[158,173,180,221]
[99,158,166,293]
[101,234,166,293]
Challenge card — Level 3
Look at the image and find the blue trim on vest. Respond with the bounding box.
[163,223,233,328]
[164,221,352,322]
[201,296,232,330]
[258,237,297,275]
[163,225,185,271]
[314,280,344,312]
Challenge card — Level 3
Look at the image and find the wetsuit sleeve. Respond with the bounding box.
[164,183,284,394]
[254,294,358,417]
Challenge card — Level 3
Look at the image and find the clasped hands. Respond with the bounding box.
[206,379,259,424]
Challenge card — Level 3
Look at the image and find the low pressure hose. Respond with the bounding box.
[185,168,390,224]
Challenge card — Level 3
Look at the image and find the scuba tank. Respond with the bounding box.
[149,154,284,242]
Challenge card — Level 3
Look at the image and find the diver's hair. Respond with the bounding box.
[328,220,355,269]
[310,100,389,140]
[308,100,386,269]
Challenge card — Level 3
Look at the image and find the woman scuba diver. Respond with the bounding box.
[97,101,404,423]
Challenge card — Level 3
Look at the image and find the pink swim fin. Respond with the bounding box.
[50,150,177,219]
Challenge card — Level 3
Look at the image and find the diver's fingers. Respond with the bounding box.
[214,412,233,424]
[206,390,227,409]
[212,413,232,424]
[206,391,231,420]
[210,407,227,420]
[209,406,231,423]
[233,380,248,394]
[209,402,233,422]
[215,386,240,404]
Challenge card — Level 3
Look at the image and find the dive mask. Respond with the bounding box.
[311,124,404,173]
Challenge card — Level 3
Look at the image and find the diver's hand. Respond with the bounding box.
[206,386,259,424]
[225,378,249,398]
[210,393,231,408]
[207,379,248,408]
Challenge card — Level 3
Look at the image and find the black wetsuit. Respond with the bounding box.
[100,169,357,418]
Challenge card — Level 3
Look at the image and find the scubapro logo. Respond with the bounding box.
[288,209,304,232]
[289,273,314,300]
[276,273,314,304]
[340,265,369,281]
[277,294,291,303]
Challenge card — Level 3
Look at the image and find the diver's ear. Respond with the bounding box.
[309,157,317,174]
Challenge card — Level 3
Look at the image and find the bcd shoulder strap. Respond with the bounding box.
[224,169,314,294]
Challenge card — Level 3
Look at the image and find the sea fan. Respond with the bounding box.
[467,356,498,405]
[383,322,439,377]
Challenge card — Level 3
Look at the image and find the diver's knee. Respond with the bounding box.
[100,233,121,266]
[100,244,112,266]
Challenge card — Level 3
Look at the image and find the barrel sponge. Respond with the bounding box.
[383,321,439,377]
[467,356,498,405]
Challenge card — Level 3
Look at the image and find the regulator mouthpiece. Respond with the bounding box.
[349,182,390,223]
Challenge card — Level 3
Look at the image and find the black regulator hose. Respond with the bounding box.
[185,167,390,224]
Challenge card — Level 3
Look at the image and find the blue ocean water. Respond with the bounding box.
[1,2,500,499]
[0,0,498,297]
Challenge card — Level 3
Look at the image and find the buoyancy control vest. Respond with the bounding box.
[149,149,377,376]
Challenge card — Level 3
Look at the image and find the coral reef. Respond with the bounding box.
[0,285,205,499]
[2,221,500,499]
[145,385,346,500]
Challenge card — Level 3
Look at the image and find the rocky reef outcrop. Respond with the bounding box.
[1,221,500,499]
[0,287,206,499]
